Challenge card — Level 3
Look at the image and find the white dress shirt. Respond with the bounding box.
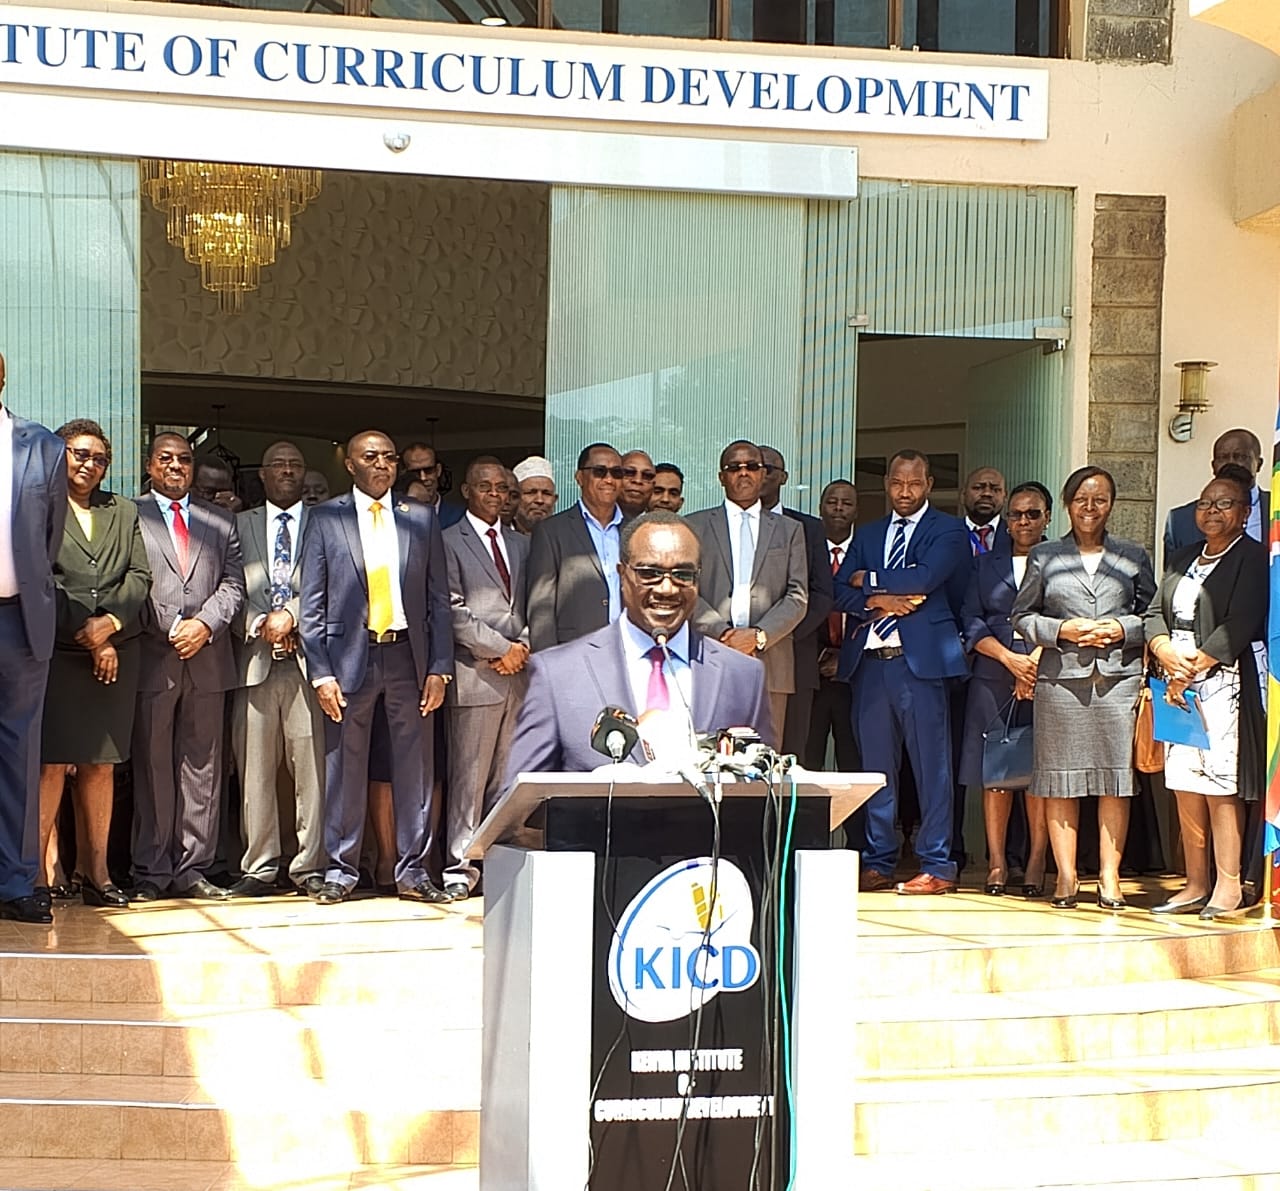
[0,406,16,598]
[353,486,407,632]
[826,534,853,647]
[965,514,1001,555]
[725,499,761,629]
[466,510,510,573]
[865,502,930,650]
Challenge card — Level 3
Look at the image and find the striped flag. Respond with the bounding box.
[1267,405,1280,902]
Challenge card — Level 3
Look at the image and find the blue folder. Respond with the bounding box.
[1148,677,1211,749]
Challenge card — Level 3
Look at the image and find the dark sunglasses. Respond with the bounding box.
[625,563,700,587]
[722,461,763,474]
[68,446,109,469]
[1008,509,1046,522]
[622,467,657,482]
[585,465,626,480]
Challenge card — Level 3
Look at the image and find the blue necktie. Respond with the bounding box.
[869,518,909,641]
[733,509,756,627]
[270,512,292,611]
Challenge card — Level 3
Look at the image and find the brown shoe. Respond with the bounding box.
[859,870,895,892]
[896,873,956,896]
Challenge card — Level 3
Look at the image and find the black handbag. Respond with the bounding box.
[981,698,1034,792]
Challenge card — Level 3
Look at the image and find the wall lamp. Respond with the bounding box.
[1168,360,1217,443]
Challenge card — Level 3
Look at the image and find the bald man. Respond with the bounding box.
[1164,428,1270,562]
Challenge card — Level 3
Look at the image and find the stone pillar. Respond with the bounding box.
[1086,0,1173,64]
[1088,194,1166,553]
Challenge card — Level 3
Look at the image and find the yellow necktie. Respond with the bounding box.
[367,501,394,637]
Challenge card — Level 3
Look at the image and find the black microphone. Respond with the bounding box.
[591,706,639,763]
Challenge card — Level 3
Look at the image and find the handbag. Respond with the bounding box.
[1133,652,1163,773]
[1148,677,1211,749]
[981,698,1034,791]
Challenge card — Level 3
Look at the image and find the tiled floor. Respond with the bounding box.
[0,1159,479,1190]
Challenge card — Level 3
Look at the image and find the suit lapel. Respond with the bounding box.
[570,506,606,581]
[503,526,523,597]
[246,507,267,571]
[584,626,646,761]
[138,497,181,578]
[689,631,721,731]
[394,500,413,587]
[11,420,36,500]
[461,517,507,591]
[184,500,215,577]
[337,495,367,591]
[710,507,734,574]
[61,501,91,558]
[751,510,777,582]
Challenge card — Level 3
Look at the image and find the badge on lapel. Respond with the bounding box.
[397,503,410,514]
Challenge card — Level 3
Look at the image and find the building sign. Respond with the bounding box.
[0,5,1049,140]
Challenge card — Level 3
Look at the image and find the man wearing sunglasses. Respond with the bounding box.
[685,441,808,747]
[618,450,657,520]
[505,511,771,778]
[528,442,629,653]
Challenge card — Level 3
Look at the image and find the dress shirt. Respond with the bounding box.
[1248,486,1262,542]
[865,503,930,650]
[353,486,407,632]
[0,406,14,598]
[966,515,1001,555]
[250,499,303,637]
[725,499,761,629]
[466,510,510,572]
[579,500,623,623]
[620,614,693,732]
[151,489,191,554]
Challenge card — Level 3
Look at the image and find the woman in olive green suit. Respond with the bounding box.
[38,420,151,908]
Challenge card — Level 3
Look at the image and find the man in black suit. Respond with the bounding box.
[1164,428,1271,562]
[618,450,657,520]
[758,445,833,759]
[300,430,455,905]
[0,352,67,922]
[400,441,464,529]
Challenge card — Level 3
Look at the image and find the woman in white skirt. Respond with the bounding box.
[1145,465,1268,920]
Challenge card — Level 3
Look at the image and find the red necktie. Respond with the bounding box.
[827,545,846,647]
[645,646,670,711]
[170,502,190,574]
[486,527,511,599]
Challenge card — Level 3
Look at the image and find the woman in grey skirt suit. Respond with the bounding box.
[1011,466,1156,910]
[37,420,151,908]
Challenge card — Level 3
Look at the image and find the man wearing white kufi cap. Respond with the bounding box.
[511,456,558,536]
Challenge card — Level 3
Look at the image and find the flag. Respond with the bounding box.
[1267,404,1280,875]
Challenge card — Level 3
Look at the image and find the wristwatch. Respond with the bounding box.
[437,674,453,685]
[754,628,768,653]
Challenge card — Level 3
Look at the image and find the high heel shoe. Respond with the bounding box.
[81,879,129,908]
[1098,893,1128,911]
[1151,895,1209,915]
[1198,901,1243,921]
[1050,884,1079,910]
[984,882,1006,896]
[1022,883,1044,898]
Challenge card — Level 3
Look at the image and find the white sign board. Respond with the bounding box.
[0,6,1049,140]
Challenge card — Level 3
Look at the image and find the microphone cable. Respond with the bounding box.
[775,769,800,1191]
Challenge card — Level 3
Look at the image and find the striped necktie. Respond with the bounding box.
[869,518,910,640]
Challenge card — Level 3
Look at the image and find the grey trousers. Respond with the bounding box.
[231,661,326,885]
[445,684,524,889]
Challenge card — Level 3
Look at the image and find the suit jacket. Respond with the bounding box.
[443,517,530,707]
[1144,538,1268,666]
[7,412,67,662]
[233,504,309,687]
[527,504,621,652]
[781,507,834,693]
[1011,533,1156,681]
[1164,487,1270,563]
[299,491,454,693]
[53,491,151,647]
[135,494,246,693]
[685,505,808,695]
[437,500,465,530]
[833,506,971,682]
[960,549,1030,683]
[502,621,773,783]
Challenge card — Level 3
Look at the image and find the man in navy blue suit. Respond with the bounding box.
[399,441,465,529]
[835,450,971,895]
[300,430,455,905]
[0,351,67,922]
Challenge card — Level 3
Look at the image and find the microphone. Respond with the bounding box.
[591,706,639,763]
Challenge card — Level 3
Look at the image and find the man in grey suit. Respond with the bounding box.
[132,434,246,901]
[441,457,530,899]
[0,351,67,923]
[504,511,772,781]
[527,442,626,652]
[228,440,325,899]
[684,441,808,747]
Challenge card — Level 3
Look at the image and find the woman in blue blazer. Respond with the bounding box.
[959,483,1052,898]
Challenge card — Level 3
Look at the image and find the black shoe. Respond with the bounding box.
[226,876,278,899]
[1050,884,1079,910]
[82,880,129,908]
[356,868,375,891]
[314,881,349,905]
[0,895,53,924]
[983,883,1006,896]
[1022,884,1044,899]
[444,882,470,901]
[129,881,166,902]
[297,875,326,898]
[32,887,53,912]
[400,879,451,905]
[50,879,80,901]
[1151,895,1209,915]
[178,877,230,901]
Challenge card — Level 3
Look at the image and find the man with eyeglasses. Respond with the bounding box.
[0,351,67,922]
[441,456,530,899]
[226,440,326,900]
[1163,428,1270,563]
[618,450,658,520]
[528,442,630,652]
[300,429,455,906]
[504,511,771,779]
[684,441,808,747]
[132,433,246,902]
[399,442,464,529]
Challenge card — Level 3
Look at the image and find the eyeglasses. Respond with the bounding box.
[262,460,301,472]
[625,563,700,587]
[1008,509,1046,522]
[1195,497,1246,512]
[67,446,108,469]
[153,451,193,466]
[471,482,510,495]
[622,467,657,482]
[584,465,625,480]
[722,461,763,474]
[359,450,398,464]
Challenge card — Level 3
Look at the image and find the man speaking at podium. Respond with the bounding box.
[503,511,772,780]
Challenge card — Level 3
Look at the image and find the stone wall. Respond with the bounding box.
[1086,0,1173,64]
[1088,194,1166,552]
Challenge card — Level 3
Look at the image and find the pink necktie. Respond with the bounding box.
[645,646,670,712]
[977,525,993,554]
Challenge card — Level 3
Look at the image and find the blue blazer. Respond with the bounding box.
[299,491,454,693]
[961,551,1032,683]
[502,621,774,785]
[833,506,971,682]
[8,413,68,662]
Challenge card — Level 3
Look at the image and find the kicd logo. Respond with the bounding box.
[608,857,761,1023]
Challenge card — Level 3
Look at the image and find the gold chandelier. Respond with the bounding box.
[141,160,322,313]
